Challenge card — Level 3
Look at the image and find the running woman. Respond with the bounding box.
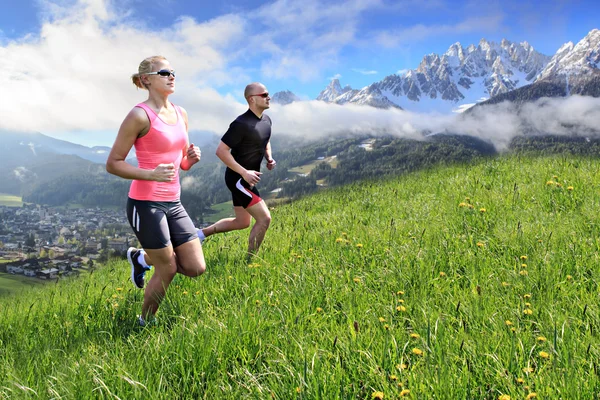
[197,82,276,257]
[106,56,205,326]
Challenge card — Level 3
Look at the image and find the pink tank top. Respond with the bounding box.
[128,103,188,201]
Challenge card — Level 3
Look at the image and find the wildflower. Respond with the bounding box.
[412,348,423,356]
[511,327,516,333]
[516,378,525,384]
[553,175,558,179]
[353,277,361,283]
[397,290,405,295]
[526,393,538,399]
[255,300,261,305]
[467,204,474,209]
[384,324,390,330]
[372,391,384,399]
[567,186,574,191]
[522,367,534,374]
[296,387,301,394]
[112,294,118,299]
[567,275,573,281]
[525,302,531,307]
[546,180,555,186]
[400,389,410,397]
[183,291,188,295]
[439,271,447,277]
[505,320,513,326]
[539,351,550,359]
[396,305,406,312]
[316,307,323,313]
[521,263,527,268]
[336,238,344,243]
[458,202,468,208]
[397,363,408,370]
[410,333,420,339]
[498,395,511,400]
[379,317,386,322]
[112,303,119,308]
[556,182,563,188]
[342,232,347,236]
[356,243,363,248]
[523,309,533,315]
[502,282,510,287]
[116,287,123,292]
[195,291,200,295]
[520,255,528,260]
[228,275,233,279]
[389,375,398,381]
[465,197,470,202]
[520,270,528,276]
[537,336,547,342]
[524,294,531,300]
[397,299,405,303]
[479,208,486,213]
[476,242,485,247]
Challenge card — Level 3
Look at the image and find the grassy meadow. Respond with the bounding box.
[0,273,46,297]
[1,155,599,399]
[0,194,22,207]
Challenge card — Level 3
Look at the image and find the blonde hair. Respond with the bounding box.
[131,56,167,90]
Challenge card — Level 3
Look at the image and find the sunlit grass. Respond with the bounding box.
[0,193,22,207]
[1,155,599,398]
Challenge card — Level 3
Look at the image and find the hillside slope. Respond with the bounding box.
[1,155,599,398]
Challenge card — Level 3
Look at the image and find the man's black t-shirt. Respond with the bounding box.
[221,109,272,179]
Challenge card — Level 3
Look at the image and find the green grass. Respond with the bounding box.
[1,155,599,399]
[204,201,234,223]
[0,273,46,297]
[0,193,22,207]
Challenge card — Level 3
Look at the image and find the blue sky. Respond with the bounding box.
[0,0,598,146]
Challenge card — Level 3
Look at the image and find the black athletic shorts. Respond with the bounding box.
[225,171,263,208]
[126,198,198,249]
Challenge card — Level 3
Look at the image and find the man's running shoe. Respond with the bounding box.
[196,228,205,244]
[127,247,151,289]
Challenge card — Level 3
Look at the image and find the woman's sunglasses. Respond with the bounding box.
[144,69,176,78]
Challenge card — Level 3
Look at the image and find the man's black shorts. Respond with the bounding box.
[225,171,263,208]
[126,198,198,249]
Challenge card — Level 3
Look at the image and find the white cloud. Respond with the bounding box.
[352,68,378,75]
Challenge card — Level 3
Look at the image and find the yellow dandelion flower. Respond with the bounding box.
[546,180,555,186]
[502,281,510,287]
[112,294,118,299]
[465,197,471,202]
[520,270,528,276]
[516,378,525,384]
[526,393,537,399]
[316,307,323,313]
[524,294,531,299]
[397,363,408,370]
[353,277,361,283]
[296,387,302,394]
[552,175,558,179]
[400,389,410,397]
[511,327,516,333]
[342,232,347,236]
[397,305,407,312]
[479,208,486,213]
[459,202,468,208]
[567,275,573,281]
[384,324,390,330]
[524,386,530,391]
[112,303,119,308]
[389,375,398,381]
[116,287,123,291]
[567,186,574,191]
[520,255,528,260]
[228,275,233,279]
[525,302,531,307]
[372,391,384,399]
[522,367,534,374]
[410,333,420,339]
[467,204,474,209]
[379,317,386,322]
[556,182,563,187]
[183,291,188,295]
[336,238,344,243]
[498,395,511,400]
[521,263,527,268]
[539,351,550,359]
[476,242,485,247]
[523,309,533,315]
[255,300,261,305]
[505,320,513,326]
[537,336,547,342]
[398,299,405,303]
[412,348,423,356]
[439,271,447,277]
[397,290,405,295]
[195,291,200,295]
[356,243,363,248]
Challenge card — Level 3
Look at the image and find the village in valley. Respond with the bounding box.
[0,204,135,281]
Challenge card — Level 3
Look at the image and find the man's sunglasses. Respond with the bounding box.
[248,92,269,98]
[144,69,176,78]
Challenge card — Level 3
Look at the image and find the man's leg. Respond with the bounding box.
[244,200,271,255]
[201,206,252,238]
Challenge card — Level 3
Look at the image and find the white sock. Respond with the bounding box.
[137,251,151,268]
[197,229,206,241]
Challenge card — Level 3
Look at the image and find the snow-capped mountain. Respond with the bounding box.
[318,38,550,112]
[271,90,302,105]
[538,29,600,80]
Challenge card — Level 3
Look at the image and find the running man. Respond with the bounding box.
[198,82,276,257]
